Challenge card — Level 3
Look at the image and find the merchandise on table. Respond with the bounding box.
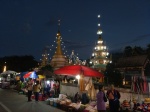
[132,98,150,111]
[121,100,131,110]
[46,93,108,112]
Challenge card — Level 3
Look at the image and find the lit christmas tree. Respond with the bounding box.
[90,15,111,72]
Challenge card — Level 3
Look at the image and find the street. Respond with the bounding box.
[0,88,65,112]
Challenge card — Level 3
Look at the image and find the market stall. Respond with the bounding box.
[0,70,18,88]
[52,65,104,112]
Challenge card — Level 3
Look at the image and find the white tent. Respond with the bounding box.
[0,70,17,82]
[1,70,17,75]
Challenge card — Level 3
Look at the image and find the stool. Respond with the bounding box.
[68,107,73,112]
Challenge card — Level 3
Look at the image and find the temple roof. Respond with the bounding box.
[116,55,148,68]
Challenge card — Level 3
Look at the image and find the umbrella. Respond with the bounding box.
[54,65,104,77]
[17,72,28,81]
[38,75,45,79]
[23,72,32,78]
[23,72,38,79]
[36,70,54,78]
[30,72,38,79]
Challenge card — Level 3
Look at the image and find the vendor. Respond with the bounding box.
[97,85,107,112]
[74,92,81,103]
[106,84,121,112]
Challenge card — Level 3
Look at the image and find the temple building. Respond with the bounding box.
[50,20,68,70]
[90,15,111,72]
[40,47,49,67]
[116,55,149,87]
[68,50,82,65]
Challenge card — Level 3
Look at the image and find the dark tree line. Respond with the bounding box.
[123,44,150,57]
[0,55,38,72]
[104,63,123,87]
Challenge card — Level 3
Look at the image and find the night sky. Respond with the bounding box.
[0,0,150,60]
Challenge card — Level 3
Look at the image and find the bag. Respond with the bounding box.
[103,92,107,102]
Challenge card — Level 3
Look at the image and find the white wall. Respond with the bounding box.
[60,85,79,96]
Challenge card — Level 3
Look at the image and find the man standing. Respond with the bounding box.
[106,84,121,112]
[27,78,33,102]
[33,81,41,102]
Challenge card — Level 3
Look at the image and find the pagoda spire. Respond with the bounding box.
[55,19,63,55]
[90,15,111,73]
[41,47,49,67]
[97,15,103,39]
[50,19,68,70]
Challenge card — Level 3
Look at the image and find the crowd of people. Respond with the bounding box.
[15,78,121,112]
[13,78,60,102]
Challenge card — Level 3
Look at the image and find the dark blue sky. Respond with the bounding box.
[0,0,150,60]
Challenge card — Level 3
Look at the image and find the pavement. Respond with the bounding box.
[0,88,65,112]
[0,104,8,112]
[0,87,148,112]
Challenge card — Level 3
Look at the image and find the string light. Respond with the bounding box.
[40,35,81,63]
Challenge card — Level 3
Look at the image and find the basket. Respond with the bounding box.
[50,99,54,106]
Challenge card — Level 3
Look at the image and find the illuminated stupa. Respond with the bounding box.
[41,47,49,67]
[69,50,81,65]
[50,20,67,70]
[90,15,111,72]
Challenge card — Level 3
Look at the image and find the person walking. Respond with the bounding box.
[106,84,121,112]
[97,85,107,112]
[33,81,41,102]
[27,78,33,102]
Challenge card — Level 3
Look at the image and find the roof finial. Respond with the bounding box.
[97,14,102,35]
[58,19,61,31]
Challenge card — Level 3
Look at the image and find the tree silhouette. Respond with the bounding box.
[123,46,133,57]
[41,65,53,72]
[0,55,38,72]
[104,63,122,87]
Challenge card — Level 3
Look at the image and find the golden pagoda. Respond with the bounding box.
[90,15,111,72]
[41,47,49,67]
[50,20,67,70]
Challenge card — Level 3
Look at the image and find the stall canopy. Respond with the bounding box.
[23,71,38,79]
[17,72,28,81]
[38,75,45,79]
[1,70,17,75]
[54,65,104,77]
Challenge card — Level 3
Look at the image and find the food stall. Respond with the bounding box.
[49,65,104,112]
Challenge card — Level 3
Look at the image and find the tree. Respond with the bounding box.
[144,63,150,76]
[41,65,53,72]
[146,44,150,57]
[104,63,123,87]
[123,46,133,57]
[132,46,145,56]
[0,55,38,72]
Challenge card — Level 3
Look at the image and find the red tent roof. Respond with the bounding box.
[54,65,104,77]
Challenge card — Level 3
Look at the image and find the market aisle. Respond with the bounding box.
[0,104,8,112]
[0,88,65,112]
